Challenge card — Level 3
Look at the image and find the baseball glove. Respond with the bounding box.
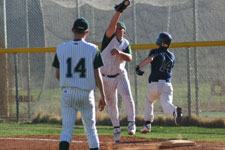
[135,65,144,76]
[115,0,131,13]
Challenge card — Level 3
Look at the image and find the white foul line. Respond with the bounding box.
[0,137,84,143]
[0,137,114,144]
[0,137,156,146]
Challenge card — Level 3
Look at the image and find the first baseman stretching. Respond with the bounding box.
[52,17,106,150]
[100,0,136,142]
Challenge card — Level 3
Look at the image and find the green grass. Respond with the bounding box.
[0,122,224,142]
[0,122,61,136]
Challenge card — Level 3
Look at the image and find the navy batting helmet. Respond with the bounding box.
[156,32,172,47]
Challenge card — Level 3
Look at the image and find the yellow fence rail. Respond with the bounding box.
[0,40,225,54]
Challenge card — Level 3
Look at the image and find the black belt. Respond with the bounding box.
[150,79,170,83]
[102,73,119,78]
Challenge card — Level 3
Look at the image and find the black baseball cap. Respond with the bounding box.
[73,17,89,33]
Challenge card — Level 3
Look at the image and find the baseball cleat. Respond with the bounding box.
[140,123,151,134]
[174,107,182,125]
[128,122,136,135]
[113,127,121,142]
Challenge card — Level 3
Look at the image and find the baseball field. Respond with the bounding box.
[0,122,225,150]
[1,0,225,150]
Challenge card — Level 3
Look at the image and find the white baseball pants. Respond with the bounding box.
[60,88,99,149]
[144,80,176,122]
[103,70,135,127]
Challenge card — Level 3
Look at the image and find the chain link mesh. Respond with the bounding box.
[0,0,225,120]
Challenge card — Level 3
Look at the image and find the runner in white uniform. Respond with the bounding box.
[52,18,106,150]
[100,1,136,142]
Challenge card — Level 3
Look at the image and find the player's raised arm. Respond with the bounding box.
[105,0,130,38]
[105,11,121,38]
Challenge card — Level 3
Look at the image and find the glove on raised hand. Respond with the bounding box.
[115,0,131,13]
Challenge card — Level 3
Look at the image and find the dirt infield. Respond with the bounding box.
[0,135,225,150]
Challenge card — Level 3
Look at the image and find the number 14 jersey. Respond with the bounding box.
[148,47,175,83]
[52,40,103,90]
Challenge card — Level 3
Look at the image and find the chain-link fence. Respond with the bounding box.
[0,0,225,121]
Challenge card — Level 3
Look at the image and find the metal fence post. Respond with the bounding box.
[132,0,138,114]
[3,0,10,117]
[187,48,191,117]
[14,54,19,122]
[25,0,31,119]
[193,0,199,116]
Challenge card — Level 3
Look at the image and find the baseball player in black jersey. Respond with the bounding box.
[136,32,182,134]
[52,17,106,150]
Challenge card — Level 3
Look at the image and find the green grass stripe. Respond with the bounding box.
[0,123,224,142]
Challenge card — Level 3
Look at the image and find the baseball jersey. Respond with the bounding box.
[52,39,104,90]
[148,47,175,83]
[100,33,132,75]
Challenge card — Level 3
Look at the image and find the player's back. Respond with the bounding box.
[57,40,98,90]
[149,48,175,82]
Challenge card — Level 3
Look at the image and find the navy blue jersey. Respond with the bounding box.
[148,47,175,83]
